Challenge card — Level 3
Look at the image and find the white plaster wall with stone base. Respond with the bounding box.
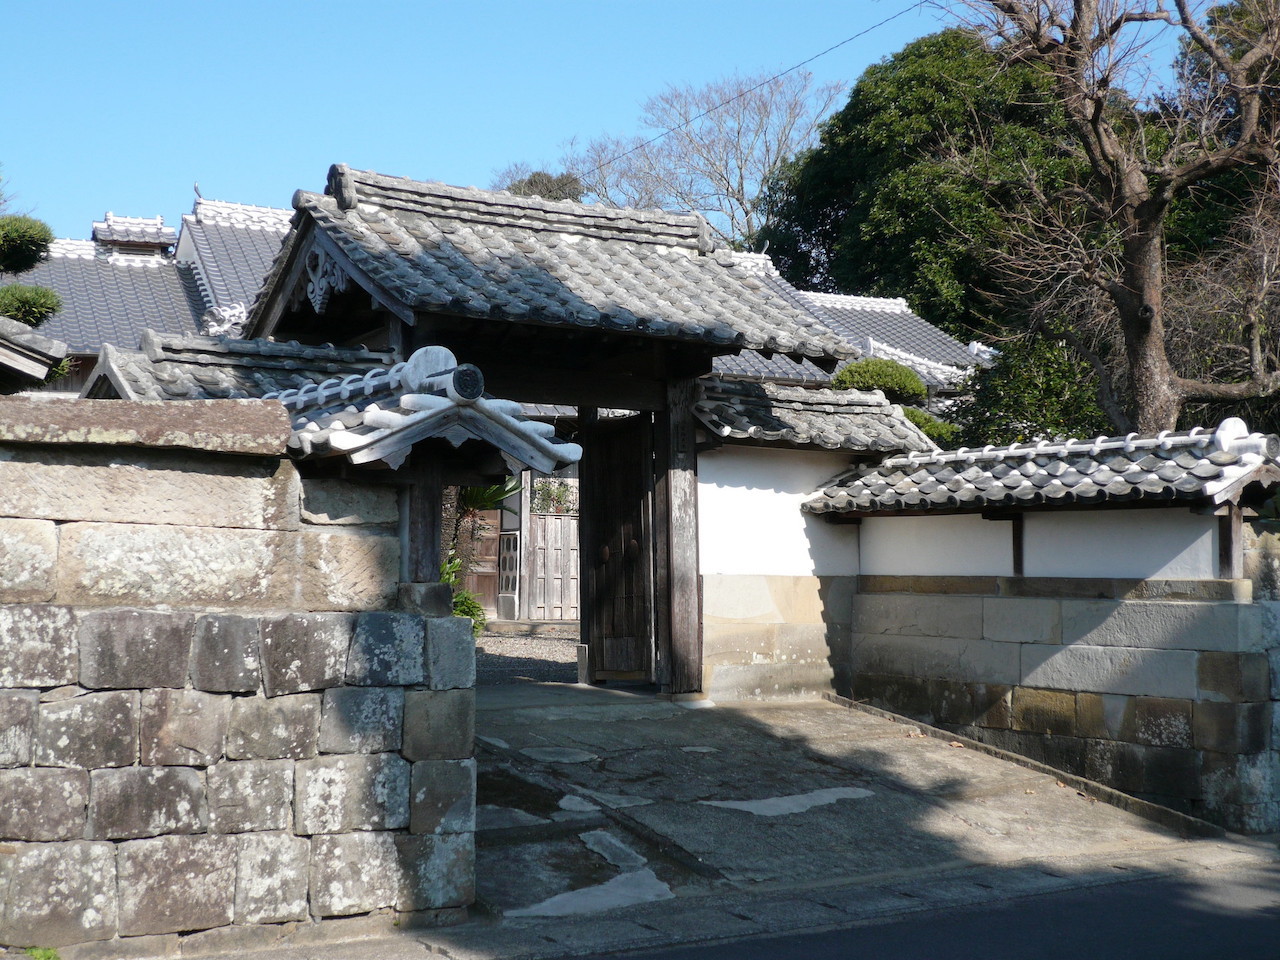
[697,445,857,700]
[0,399,476,955]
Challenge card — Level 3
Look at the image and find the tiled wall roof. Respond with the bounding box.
[805,419,1280,514]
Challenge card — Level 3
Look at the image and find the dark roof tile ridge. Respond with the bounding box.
[328,165,712,249]
[875,419,1278,473]
[138,330,394,366]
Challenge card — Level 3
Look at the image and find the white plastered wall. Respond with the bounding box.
[859,514,1014,576]
[697,445,858,577]
[1023,508,1217,579]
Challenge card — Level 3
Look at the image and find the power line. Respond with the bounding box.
[591,1,930,174]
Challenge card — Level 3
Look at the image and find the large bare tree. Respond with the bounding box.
[952,0,1280,431]
[564,71,844,245]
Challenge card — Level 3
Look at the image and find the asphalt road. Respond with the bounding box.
[608,863,1280,960]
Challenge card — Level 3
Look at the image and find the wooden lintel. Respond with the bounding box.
[821,515,862,525]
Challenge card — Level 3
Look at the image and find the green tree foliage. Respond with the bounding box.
[830,357,927,405]
[902,406,960,446]
[503,170,585,202]
[0,177,60,330]
[758,29,1063,338]
[949,333,1110,446]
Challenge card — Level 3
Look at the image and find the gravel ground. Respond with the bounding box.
[476,633,580,685]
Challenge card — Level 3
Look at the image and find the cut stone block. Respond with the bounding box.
[395,833,475,911]
[301,479,398,526]
[117,835,236,936]
[190,614,262,693]
[35,690,138,768]
[0,841,117,947]
[0,768,88,840]
[0,446,298,529]
[88,766,207,840]
[1061,599,1246,651]
[1194,702,1270,753]
[1198,651,1270,703]
[410,759,476,835]
[140,689,231,766]
[308,832,398,917]
[850,632,1020,685]
[1131,696,1194,748]
[398,582,454,617]
[300,529,400,611]
[346,612,426,685]
[850,593,984,640]
[424,617,477,690]
[0,517,57,602]
[259,613,352,696]
[319,687,405,754]
[57,522,293,608]
[294,753,410,834]
[79,608,195,689]
[1011,688,1076,736]
[0,604,77,687]
[234,831,310,924]
[1021,643,1198,698]
[403,688,475,761]
[226,693,321,760]
[0,689,37,766]
[983,597,1060,644]
[207,760,294,833]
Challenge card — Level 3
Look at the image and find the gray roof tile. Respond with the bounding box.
[695,376,936,454]
[7,243,205,354]
[805,419,1280,515]
[91,214,177,248]
[86,331,393,401]
[256,166,853,362]
[0,315,68,386]
[178,200,292,309]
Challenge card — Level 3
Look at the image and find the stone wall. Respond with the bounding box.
[838,575,1276,833]
[0,399,475,953]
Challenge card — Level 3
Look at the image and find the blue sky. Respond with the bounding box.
[3,1,947,239]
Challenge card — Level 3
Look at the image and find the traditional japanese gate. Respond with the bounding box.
[578,412,655,681]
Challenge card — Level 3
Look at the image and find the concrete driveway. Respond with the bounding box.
[416,682,1278,959]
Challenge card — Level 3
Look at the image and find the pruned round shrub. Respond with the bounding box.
[831,357,927,404]
[0,215,54,274]
[903,406,960,446]
[0,283,62,327]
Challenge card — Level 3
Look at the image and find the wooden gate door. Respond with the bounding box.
[578,413,655,682]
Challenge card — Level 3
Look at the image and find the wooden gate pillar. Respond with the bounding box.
[656,379,702,695]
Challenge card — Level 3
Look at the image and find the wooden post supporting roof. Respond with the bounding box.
[405,458,443,583]
[657,379,702,695]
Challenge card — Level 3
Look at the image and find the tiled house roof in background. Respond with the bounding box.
[804,419,1280,515]
[9,240,206,354]
[725,253,977,387]
[798,291,977,370]
[258,165,853,363]
[91,214,177,249]
[85,331,394,401]
[695,376,936,454]
[177,199,292,310]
